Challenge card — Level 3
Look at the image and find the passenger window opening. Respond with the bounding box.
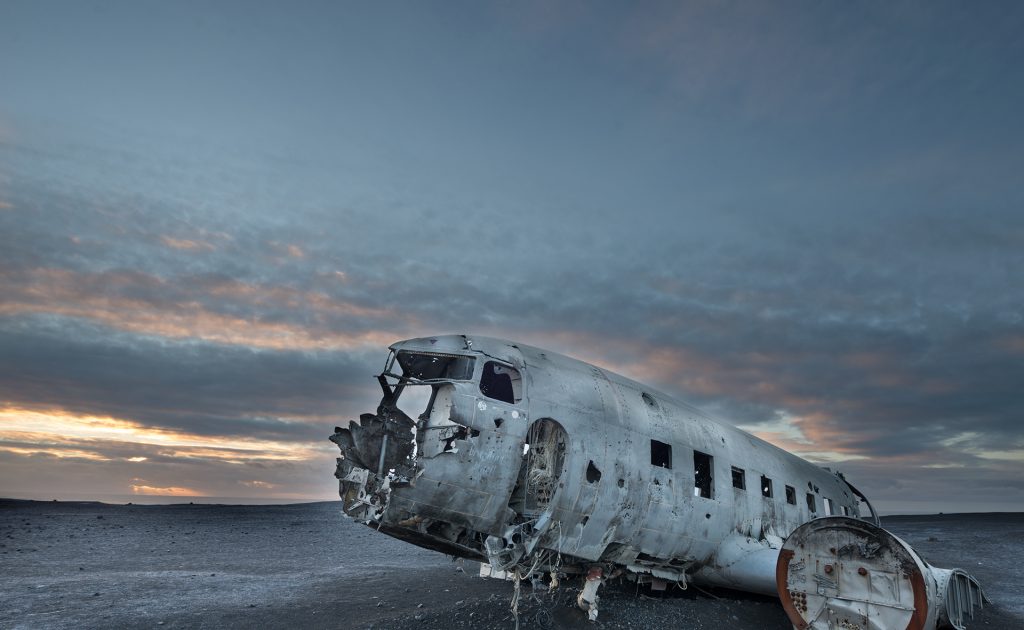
[823,497,834,516]
[731,466,746,490]
[785,485,797,505]
[842,505,850,516]
[479,361,522,404]
[650,440,672,469]
[693,451,714,499]
[761,475,773,498]
[806,493,817,513]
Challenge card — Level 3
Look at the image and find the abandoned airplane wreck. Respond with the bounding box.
[330,334,986,629]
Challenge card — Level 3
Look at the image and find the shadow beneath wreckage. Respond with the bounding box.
[388,564,1024,630]
[386,575,793,630]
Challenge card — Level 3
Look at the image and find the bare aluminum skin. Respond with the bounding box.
[329,334,984,627]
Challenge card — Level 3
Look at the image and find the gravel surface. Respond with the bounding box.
[881,513,1024,622]
[1,499,1020,629]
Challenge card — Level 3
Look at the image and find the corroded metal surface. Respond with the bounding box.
[329,335,985,626]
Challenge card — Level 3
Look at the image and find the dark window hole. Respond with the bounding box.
[693,451,714,499]
[650,440,672,469]
[731,466,745,490]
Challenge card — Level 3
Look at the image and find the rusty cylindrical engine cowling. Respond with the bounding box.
[777,516,986,630]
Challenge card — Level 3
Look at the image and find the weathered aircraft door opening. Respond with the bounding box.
[329,334,987,627]
[511,419,567,518]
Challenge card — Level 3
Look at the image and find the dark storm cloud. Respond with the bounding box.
[2,122,1022,508]
[2,136,1022,463]
[0,316,381,441]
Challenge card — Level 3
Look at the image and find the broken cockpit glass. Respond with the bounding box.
[392,351,476,382]
[386,351,476,427]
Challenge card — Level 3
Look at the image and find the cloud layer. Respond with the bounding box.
[1,1,1022,511]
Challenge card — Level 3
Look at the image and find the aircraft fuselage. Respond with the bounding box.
[330,334,873,595]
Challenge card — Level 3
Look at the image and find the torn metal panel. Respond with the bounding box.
[329,334,987,627]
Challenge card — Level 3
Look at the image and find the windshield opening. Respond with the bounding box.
[395,351,476,382]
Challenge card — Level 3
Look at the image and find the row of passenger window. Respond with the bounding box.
[650,439,849,516]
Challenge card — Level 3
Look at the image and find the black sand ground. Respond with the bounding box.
[1,500,1020,629]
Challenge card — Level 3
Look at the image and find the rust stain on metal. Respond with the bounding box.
[907,565,929,630]
[777,548,810,630]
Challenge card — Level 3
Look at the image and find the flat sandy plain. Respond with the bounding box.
[1,500,1021,629]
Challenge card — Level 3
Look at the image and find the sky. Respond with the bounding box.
[0,1,1022,513]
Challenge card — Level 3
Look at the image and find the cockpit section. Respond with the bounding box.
[330,339,530,559]
[386,350,480,458]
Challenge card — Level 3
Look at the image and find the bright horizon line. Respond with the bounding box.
[0,490,331,506]
[3,491,1021,517]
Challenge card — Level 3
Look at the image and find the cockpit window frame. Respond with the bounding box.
[479,360,524,405]
[388,350,477,383]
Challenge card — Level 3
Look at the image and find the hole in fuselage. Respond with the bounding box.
[508,419,568,519]
[586,460,602,483]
